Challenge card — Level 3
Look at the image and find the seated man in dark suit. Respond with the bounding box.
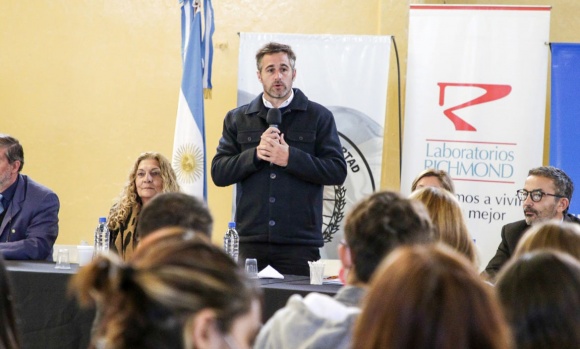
[483,166,580,281]
[0,135,59,260]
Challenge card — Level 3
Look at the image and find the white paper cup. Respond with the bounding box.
[309,264,325,285]
[77,245,95,266]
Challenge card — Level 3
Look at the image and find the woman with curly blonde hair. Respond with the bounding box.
[107,152,179,260]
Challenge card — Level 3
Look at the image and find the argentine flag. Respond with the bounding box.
[172,0,213,200]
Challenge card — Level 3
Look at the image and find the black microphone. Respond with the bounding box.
[266,108,282,129]
[266,108,282,166]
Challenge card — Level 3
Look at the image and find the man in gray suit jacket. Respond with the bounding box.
[0,135,59,260]
[483,166,580,281]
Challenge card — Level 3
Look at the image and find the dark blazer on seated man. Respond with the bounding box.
[0,174,60,261]
[0,134,59,261]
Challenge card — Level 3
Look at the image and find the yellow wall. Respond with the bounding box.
[1,0,579,246]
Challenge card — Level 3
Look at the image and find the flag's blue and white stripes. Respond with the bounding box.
[202,0,214,91]
[172,0,213,200]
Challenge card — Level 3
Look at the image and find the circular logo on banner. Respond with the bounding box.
[173,143,204,184]
[322,106,382,249]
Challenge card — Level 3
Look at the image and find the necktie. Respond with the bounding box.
[0,194,4,215]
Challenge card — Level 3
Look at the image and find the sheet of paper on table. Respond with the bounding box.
[320,259,340,277]
[258,265,284,279]
[320,259,343,285]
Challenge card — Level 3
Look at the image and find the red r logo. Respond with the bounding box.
[438,83,512,131]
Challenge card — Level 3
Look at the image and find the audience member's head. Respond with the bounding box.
[342,190,433,284]
[496,250,580,349]
[409,186,478,266]
[134,227,214,257]
[70,228,261,349]
[411,168,455,193]
[136,192,213,242]
[0,255,20,349]
[353,244,512,349]
[514,220,580,260]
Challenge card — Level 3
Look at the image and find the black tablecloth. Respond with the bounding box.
[5,261,94,349]
[259,275,342,320]
[4,261,341,349]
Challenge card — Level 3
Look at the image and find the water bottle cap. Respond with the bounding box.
[228,222,236,229]
[99,217,107,223]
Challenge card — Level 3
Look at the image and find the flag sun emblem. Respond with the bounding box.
[173,143,204,184]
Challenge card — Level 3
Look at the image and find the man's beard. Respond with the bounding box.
[266,83,290,100]
[0,171,12,189]
[524,206,558,225]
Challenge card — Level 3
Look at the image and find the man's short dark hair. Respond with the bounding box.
[0,134,24,172]
[255,42,296,71]
[529,166,574,213]
[136,192,213,241]
[344,191,434,283]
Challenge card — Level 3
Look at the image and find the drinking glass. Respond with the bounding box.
[245,258,258,279]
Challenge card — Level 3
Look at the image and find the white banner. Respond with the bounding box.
[401,5,551,269]
[238,33,391,258]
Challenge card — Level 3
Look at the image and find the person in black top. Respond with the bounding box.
[211,42,347,275]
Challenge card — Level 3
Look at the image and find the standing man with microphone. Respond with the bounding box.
[212,42,347,275]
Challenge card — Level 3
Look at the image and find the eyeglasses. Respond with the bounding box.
[516,189,564,202]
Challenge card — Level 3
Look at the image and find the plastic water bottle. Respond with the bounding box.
[223,222,239,262]
[94,217,110,255]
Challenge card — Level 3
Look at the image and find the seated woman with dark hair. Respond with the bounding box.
[69,228,261,349]
[353,244,512,349]
[496,250,580,349]
[107,152,180,260]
